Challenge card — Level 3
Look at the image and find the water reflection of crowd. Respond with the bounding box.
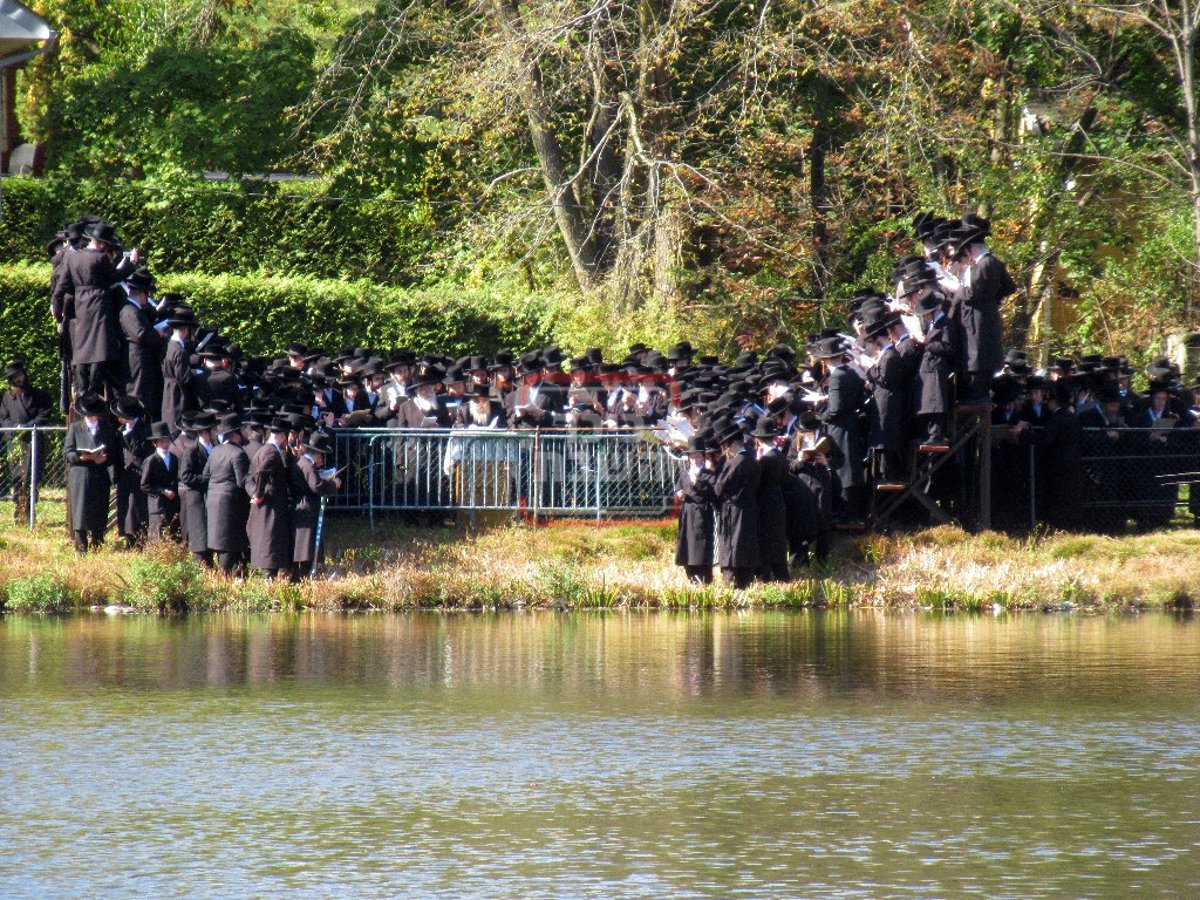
[1,212,1196,587]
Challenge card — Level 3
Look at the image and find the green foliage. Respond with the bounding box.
[4,573,76,612]
[0,263,63,401]
[0,261,560,392]
[0,176,436,285]
[125,550,208,612]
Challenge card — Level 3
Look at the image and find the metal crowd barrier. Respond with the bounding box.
[327,428,679,522]
[0,425,68,531]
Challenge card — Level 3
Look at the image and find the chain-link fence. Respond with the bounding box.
[328,428,679,522]
[0,426,68,531]
[990,425,1200,530]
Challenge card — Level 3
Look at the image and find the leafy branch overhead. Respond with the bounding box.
[11,0,1200,359]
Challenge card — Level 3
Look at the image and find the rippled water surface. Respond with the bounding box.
[1,610,1199,898]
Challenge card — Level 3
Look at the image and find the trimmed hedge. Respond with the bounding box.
[0,262,560,399]
[0,176,438,285]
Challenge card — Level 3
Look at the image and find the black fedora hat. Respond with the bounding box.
[167,309,198,328]
[464,384,493,400]
[83,220,120,245]
[110,394,145,419]
[268,416,292,433]
[125,268,155,293]
[148,421,173,441]
[74,392,107,417]
[752,417,779,439]
[684,435,710,454]
[912,292,945,317]
[216,414,243,437]
[302,432,335,455]
[812,337,847,360]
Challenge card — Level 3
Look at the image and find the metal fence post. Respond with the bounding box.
[532,429,541,525]
[28,426,38,532]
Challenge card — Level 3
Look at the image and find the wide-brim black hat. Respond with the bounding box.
[148,421,173,440]
[685,436,710,454]
[125,268,155,293]
[75,393,107,417]
[752,418,779,439]
[302,434,334,455]
[812,337,847,360]
[912,292,944,317]
[267,416,292,433]
[110,395,145,419]
[167,311,198,328]
[83,221,120,245]
[863,311,900,339]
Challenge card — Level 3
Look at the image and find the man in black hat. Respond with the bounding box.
[713,422,760,589]
[291,432,342,575]
[813,337,866,522]
[752,418,790,582]
[52,221,137,398]
[162,309,198,431]
[204,414,251,574]
[912,284,958,448]
[0,363,53,526]
[178,410,217,565]
[674,436,717,584]
[950,214,1015,404]
[197,343,242,410]
[119,267,164,418]
[141,421,181,542]
[247,418,294,577]
[863,311,919,485]
[505,352,565,428]
[64,393,119,553]
[112,395,151,548]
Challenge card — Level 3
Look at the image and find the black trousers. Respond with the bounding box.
[73,529,103,553]
[683,564,713,585]
[721,566,754,589]
[216,551,242,574]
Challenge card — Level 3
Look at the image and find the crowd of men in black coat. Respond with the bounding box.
[2,211,1195,583]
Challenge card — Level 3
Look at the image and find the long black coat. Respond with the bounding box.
[140,450,180,538]
[868,341,917,451]
[52,248,121,365]
[674,464,716,567]
[64,419,118,532]
[246,443,293,570]
[823,364,866,489]
[204,442,250,554]
[116,420,151,538]
[178,440,211,553]
[917,308,958,415]
[161,339,195,431]
[954,251,1015,377]
[290,455,338,564]
[755,448,789,566]
[714,449,761,570]
[119,300,164,416]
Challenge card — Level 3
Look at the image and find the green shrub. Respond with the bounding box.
[4,573,76,612]
[0,262,560,393]
[125,552,208,612]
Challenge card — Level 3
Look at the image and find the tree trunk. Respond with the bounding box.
[491,0,599,293]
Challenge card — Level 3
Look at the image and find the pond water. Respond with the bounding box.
[1,610,1198,898]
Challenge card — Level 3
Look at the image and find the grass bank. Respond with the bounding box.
[0,516,1196,614]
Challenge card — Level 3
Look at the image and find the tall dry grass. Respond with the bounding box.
[0,517,1196,613]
